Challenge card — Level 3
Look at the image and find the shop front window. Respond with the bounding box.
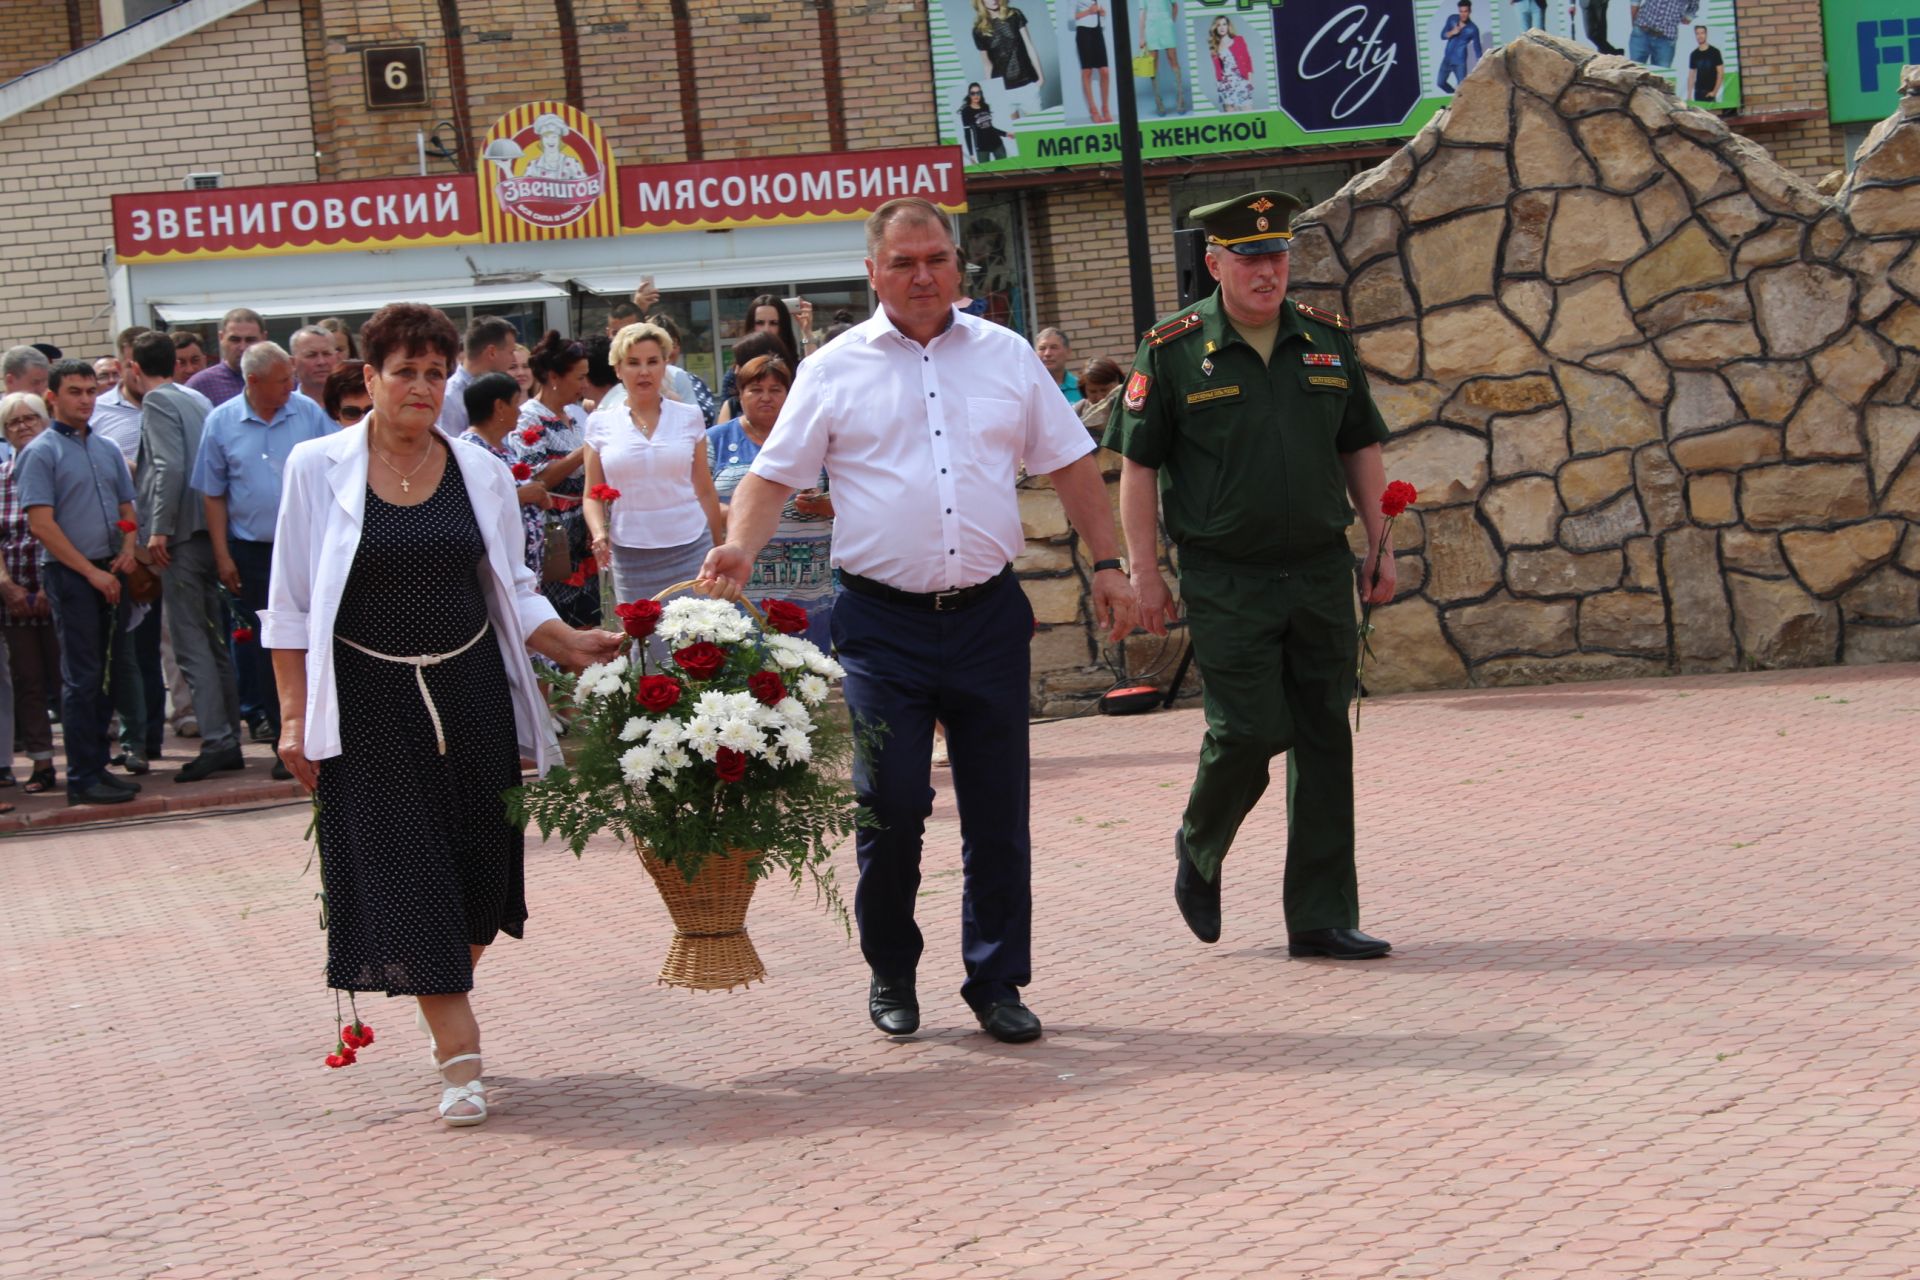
[957,192,1029,336]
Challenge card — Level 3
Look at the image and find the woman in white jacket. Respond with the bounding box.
[263,303,619,1127]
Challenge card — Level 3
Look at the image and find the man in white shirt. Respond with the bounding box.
[437,316,518,437]
[288,326,340,407]
[701,197,1137,1044]
[89,326,154,465]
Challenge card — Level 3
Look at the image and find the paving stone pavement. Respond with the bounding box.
[5,664,1920,1279]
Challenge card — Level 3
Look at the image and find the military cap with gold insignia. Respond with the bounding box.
[1188,189,1305,256]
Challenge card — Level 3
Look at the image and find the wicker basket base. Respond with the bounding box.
[640,849,767,991]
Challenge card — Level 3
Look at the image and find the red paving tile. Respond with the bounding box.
[5,663,1920,1277]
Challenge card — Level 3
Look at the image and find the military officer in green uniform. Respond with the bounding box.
[1105,190,1398,959]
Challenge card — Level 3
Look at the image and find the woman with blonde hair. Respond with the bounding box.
[584,323,725,608]
[972,0,1045,120]
[1208,16,1254,112]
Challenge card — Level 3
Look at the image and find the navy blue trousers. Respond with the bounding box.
[831,573,1034,1011]
[44,560,137,795]
[229,539,279,733]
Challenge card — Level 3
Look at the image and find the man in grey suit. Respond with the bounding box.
[130,331,243,783]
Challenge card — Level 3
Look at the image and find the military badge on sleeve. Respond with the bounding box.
[1123,370,1152,413]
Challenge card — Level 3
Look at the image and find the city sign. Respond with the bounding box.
[1823,0,1920,122]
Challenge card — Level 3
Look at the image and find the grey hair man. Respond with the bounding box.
[190,339,338,778]
[0,346,51,465]
[128,331,243,782]
[288,325,340,406]
[1033,327,1080,404]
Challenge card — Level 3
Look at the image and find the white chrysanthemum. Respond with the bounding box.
[716,717,762,754]
[619,717,647,742]
[767,646,805,669]
[604,654,629,676]
[796,675,829,705]
[693,689,731,716]
[749,701,784,730]
[683,715,720,761]
[660,745,692,773]
[774,697,812,729]
[803,651,845,679]
[649,718,684,748]
[619,744,661,785]
[779,726,813,764]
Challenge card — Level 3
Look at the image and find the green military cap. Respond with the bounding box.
[1188,189,1304,256]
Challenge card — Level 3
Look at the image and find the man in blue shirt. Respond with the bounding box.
[16,360,142,805]
[1438,0,1483,92]
[191,341,336,772]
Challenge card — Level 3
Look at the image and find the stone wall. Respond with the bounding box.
[1267,36,1920,693]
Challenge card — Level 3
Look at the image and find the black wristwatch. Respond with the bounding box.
[1092,558,1124,574]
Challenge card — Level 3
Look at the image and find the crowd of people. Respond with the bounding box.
[0,278,1120,812]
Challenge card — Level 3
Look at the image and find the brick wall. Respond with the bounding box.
[309,0,468,182]
[0,0,317,352]
[1724,0,1846,178]
[689,0,832,158]
[576,0,686,165]
[1027,180,1180,370]
[838,2,939,152]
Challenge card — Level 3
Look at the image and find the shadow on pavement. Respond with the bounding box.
[1368,935,1907,972]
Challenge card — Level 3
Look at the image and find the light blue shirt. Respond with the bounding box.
[15,420,136,563]
[190,389,337,542]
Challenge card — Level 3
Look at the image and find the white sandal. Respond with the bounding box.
[436,1052,487,1127]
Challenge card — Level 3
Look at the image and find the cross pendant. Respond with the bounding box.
[400,477,411,493]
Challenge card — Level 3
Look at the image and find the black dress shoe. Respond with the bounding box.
[271,756,293,781]
[1288,927,1392,959]
[249,721,277,744]
[118,750,150,775]
[868,975,919,1036]
[974,1000,1042,1043]
[68,782,135,806]
[99,773,141,793]
[175,744,245,783]
[1173,828,1221,944]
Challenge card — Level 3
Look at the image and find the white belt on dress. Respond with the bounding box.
[336,621,492,756]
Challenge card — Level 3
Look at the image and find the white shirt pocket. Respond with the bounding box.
[962,395,1023,472]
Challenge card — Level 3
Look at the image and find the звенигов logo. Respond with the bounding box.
[483,110,606,229]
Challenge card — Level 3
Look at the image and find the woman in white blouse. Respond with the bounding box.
[584,322,726,607]
[262,303,619,1128]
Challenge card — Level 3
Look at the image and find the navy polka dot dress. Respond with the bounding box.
[318,455,526,997]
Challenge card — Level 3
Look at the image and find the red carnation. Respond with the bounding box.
[762,599,809,636]
[325,1053,348,1069]
[1380,481,1418,518]
[231,626,255,643]
[635,674,682,712]
[588,484,622,502]
[564,567,587,588]
[510,462,532,481]
[578,555,598,576]
[115,518,137,533]
[614,599,662,639]
[713,747,747,783]
[673,641,727,681]
[748,671,787,707]
[519,427,544,445]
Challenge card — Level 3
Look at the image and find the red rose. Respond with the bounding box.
[588,484,622,502]
[578,555,598,576]
[1380,480,1419,518]
[636,674,682,712]
[713,747,747,783]
[614,599,662,639]
[115,518,137,533]
[519,427,544,446]
[510,462,532,481]
[762,599,809,636]
[231,626,255,643]
[748,671,787,707]
[674,642,727,681]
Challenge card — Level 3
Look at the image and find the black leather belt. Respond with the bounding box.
[840,565,1011,612]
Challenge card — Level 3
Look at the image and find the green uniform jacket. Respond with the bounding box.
[1103,292,1389,570]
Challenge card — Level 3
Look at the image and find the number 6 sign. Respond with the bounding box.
[364,45,428,108]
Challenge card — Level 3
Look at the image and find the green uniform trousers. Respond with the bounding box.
[1178,549,1361,933]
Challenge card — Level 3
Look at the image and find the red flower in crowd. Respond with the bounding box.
[673,642,727,681]
[588,484,622,502]
[564,568,587,588]
[1380,481,1418,518]
[614,599,663,640]
[340,1022,375,1050]
[747,671,787,707]
[519,427,544,446]
[578,555,598,576]
[231,626,255,643]
[325,1053,348,1069]
[635,674,682,712]
[510,462,532,482]
[713,747,747,783]
[762,600,809,636]
[115,519,137,533]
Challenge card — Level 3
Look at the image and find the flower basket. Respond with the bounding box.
[508,580,869,993]
[640,846,766,990]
